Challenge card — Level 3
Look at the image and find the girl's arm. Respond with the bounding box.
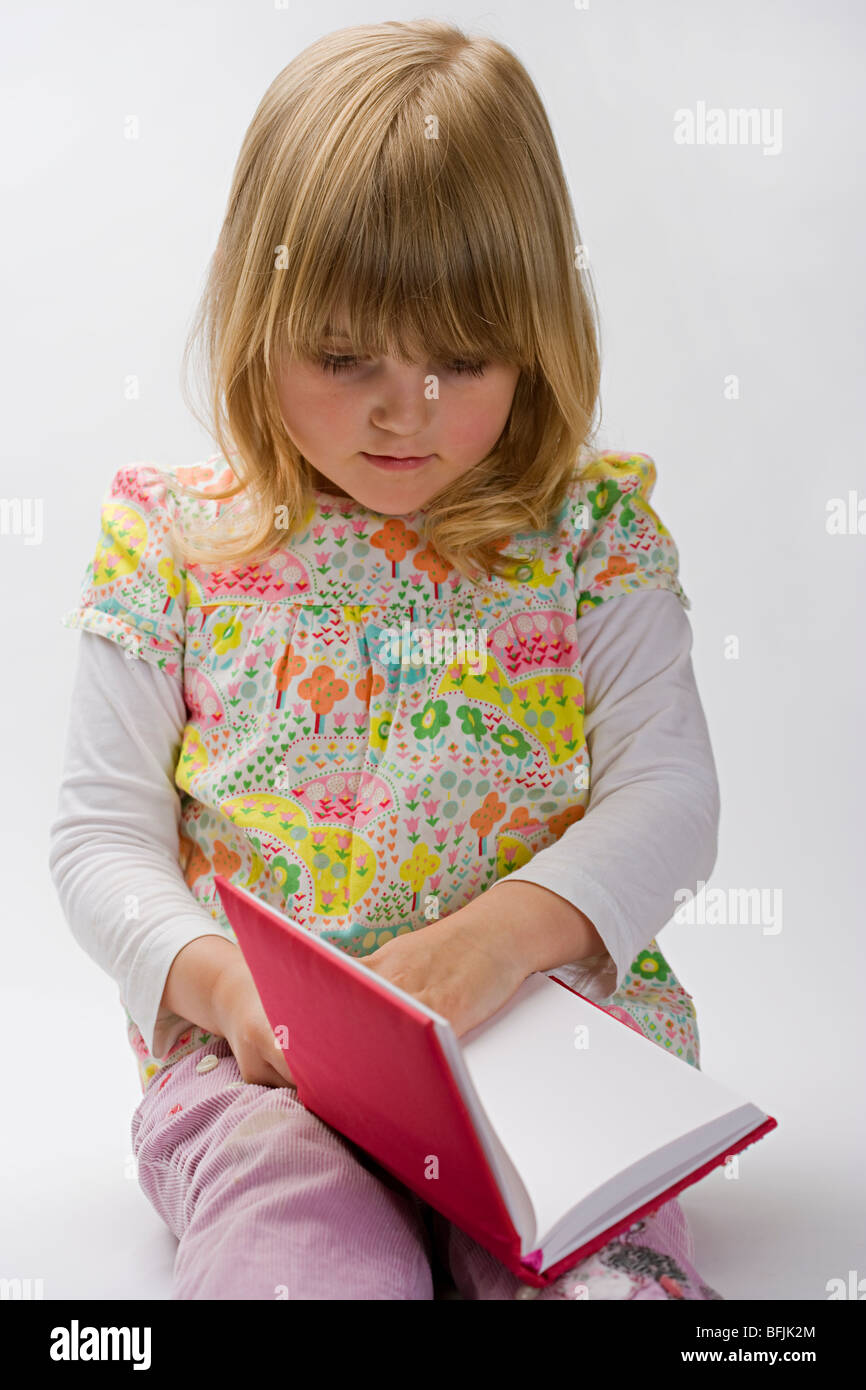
[48,630,233,1060]
[484,586,721,993]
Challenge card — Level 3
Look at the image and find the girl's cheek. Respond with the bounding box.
[446,400,512,457]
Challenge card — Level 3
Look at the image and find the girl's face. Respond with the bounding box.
[274,331,521,513]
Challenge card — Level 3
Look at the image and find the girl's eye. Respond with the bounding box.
[317,354,487,378]
[319,353,360,375]
[448,359,487,377]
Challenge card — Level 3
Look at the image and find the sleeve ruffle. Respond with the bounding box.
[568,452,690,618]
[60,464,187,678]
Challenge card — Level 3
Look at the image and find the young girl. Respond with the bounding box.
[49,19,723,1300]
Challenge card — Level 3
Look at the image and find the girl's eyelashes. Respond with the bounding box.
[444,359,488,378]
[317,353,487,378]
[319,354,361,375]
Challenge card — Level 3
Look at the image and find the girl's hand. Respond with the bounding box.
[358,902,530,1038]
[211,953,297,1088]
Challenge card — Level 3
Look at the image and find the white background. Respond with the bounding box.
[2,0,864,1301]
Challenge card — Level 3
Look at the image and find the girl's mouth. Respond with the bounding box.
[361,452,435,471]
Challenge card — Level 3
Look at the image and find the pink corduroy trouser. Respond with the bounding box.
[131,1034,725,1301]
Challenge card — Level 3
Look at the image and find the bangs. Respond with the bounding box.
[265,97,541,374]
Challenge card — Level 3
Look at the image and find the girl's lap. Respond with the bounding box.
[133,1038,723,1301]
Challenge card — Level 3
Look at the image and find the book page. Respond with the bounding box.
[541,1109,764,1266]
[459,973,763,1251]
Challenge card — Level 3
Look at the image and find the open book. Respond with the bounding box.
[215,876,777,1288]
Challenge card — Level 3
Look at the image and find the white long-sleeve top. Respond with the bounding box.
[48,587,720,1062]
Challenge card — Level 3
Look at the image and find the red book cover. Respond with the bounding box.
[215,875,777,1289]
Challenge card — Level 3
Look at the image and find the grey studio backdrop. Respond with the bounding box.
[2,0,863,1301]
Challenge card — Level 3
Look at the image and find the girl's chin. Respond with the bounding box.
[309,467,352,499]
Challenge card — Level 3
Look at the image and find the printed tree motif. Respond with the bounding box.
[369,518,419,577]
[355,668,385,709]
[213,839,242,879]
[414,545,451,598]
[501,805,545,835]
[594,553,638,585]
[176,461,220,488]
[179,832,209,890]
[548,803,585,839]
[469,791,507,855]
[274,642,307,710]
[297,663,349,733]
[399,841,440,914]
[270,853,303,903]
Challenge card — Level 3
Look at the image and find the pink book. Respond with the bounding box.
[215,875,777,1289]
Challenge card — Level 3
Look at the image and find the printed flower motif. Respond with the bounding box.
[634,949,669,983]
[212,616,243,655]
[411,699,451,740]
[587,479,623,521]
[576,590,603,618]
[619,495,636,529]
[456,705,486,741]
[490,725,532,759]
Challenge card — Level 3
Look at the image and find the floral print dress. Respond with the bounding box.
[61,450,703,1096]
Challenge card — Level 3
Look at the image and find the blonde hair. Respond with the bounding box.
[173,17,605,581]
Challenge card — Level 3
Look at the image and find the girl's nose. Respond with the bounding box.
[369,363,432,434]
